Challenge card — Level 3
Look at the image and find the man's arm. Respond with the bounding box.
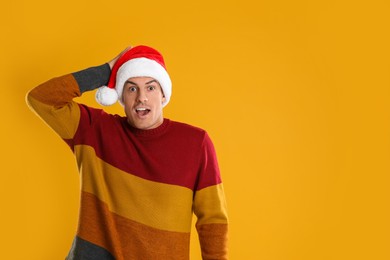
[26,47,128,140]
[194,133,229,260]
[26,64,111,140]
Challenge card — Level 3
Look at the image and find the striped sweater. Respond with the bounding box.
[26,64,228,259]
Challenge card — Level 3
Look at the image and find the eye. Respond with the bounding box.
[147,85,156,91]
[128,86,137,92]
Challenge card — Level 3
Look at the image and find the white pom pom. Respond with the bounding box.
[95,86,119,106]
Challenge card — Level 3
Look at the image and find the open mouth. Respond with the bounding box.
[135,107,151,117]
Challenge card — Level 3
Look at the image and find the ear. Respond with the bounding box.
[160,87,166,102]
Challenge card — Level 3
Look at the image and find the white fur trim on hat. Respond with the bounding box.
[116,57,172,107]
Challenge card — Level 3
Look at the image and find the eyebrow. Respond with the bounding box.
[125,79,158,86]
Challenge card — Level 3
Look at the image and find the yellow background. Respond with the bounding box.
[1,0,389,259]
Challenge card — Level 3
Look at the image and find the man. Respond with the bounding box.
[27,45,228,259]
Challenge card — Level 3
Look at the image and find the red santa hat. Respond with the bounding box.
[95,45,172,107]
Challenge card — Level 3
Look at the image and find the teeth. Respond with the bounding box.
[136,108,147,111]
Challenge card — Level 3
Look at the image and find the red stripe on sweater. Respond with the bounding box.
[71,104,222,190]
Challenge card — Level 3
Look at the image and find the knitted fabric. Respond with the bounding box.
[26,66,228,260]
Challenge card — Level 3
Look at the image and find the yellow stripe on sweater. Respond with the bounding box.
[193,184,228,226]
[26,95,80,139]
[75,145,194,233]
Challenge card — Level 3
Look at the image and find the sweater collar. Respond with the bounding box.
[123,118,170,137]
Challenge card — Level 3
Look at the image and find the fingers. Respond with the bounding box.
[108,46,132,69]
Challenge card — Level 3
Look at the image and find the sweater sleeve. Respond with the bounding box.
[193,133,229,260]
[26,64,110,141]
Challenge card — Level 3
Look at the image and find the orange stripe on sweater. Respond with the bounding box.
[196,223,229,260]
[78,191,191,260]
[28,74,81,107]
[26,74,81,139]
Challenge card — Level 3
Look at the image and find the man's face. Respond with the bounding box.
[122,77,166,130]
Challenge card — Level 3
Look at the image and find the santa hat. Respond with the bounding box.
[95,45,172,107]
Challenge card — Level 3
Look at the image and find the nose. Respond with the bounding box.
[137,89,148,103]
